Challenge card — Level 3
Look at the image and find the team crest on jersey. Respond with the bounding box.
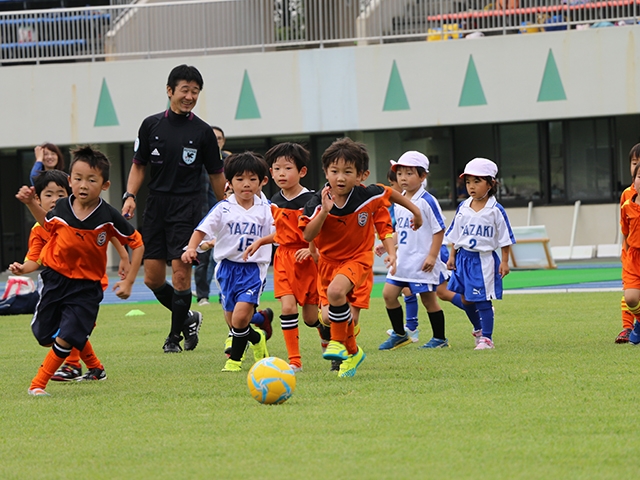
[96,232,107,246]
[182,147,197,164]
[358,212,368,227]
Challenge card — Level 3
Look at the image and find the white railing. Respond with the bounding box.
[1,0,638,64]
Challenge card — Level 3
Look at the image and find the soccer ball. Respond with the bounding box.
[247,357,296,405]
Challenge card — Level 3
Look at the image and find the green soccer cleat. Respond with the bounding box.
[250,328,269,362]
[338,346,366,378]
[221,359,242,372]
[322,340,348,361]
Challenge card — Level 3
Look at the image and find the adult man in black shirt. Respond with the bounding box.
[122,64,225,353]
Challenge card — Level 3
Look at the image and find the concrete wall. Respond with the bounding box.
[1,26,636,253]
[1,25,639,149]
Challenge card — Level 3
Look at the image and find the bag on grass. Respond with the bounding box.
[0,276,39,315]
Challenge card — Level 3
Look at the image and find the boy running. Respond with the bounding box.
[16,146,144,396]
[299,138,423,378]
[378,151,450,350]
[182,152,273,372]
[10,170,131,382]
[244,143,320,372]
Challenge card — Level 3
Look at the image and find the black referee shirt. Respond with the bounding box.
[133,109,223,195]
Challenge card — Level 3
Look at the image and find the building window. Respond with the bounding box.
[566,118,612,202]
[498,123,541,203]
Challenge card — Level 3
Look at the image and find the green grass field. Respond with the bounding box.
[1,292,636,479]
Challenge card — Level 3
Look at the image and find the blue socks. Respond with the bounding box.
[404,294,419,331]
[476,301,494,339]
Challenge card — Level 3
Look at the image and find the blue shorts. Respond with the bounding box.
[447,248,502,301]
[215,260,266,312]
[386,278,439,294]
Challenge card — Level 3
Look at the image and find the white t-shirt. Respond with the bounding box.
[388,187,448,284]
[196,193,274,264]
[445,196,515,252]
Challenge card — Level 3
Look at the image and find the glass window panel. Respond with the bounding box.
[453,124,495,204]
[566,119,612,201]
[369,128,455,209]
[549,121,565,201]
[498,123,541,202]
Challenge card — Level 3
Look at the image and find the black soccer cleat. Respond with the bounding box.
[163,334,183,353]
[183,310,203,351]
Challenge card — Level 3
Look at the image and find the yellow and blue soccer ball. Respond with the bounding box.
[247,357,296,405]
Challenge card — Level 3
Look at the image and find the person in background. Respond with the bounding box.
[615,143,640,343]
[194,126,230,306]
[30,143,66,185]
[122,64,225,354]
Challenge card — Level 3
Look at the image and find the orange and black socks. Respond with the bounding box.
[79,340,102,370]
[65,348,81,369]
[281,314,301,367]
[30,342,70,390]
[628,301,640,320]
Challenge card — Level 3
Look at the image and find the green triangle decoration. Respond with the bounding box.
[235,70,261,120]
[383,60,410,111]
[459,56,487,107]
[94,78,119,127]
[538,50,567,102]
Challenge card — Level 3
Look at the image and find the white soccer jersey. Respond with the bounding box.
[388,187,448,284]
[445,196,515,252]
[196,194,274,264]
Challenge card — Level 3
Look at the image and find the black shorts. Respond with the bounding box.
[142,193,204,261]
[32,268,103,350]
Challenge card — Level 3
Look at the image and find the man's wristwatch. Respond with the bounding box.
[122,192,136,202]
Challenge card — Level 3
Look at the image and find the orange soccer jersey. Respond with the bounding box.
[299,184,393,307]
[620,185,637,328]
[621,196,640,289]
[25,223,49,264]
[42,196,143,282]
[270,189,318,306]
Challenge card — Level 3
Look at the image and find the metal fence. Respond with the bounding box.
[1,0,638,64]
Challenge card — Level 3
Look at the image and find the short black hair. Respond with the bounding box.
[633,161,640,179]
[387,168,397,183]
[34,170,71,197]
[167,64,204,92]
[211,125,225,138]
[630,143,640,162]
[264,142,310,171]
[321,137,369,174]
[224,151,269,182]
[69,145,111,182]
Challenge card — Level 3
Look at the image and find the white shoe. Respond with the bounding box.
[472,329,482,346]
[289,364,302,373]
[197,298,210,306]
[474,337,495,350]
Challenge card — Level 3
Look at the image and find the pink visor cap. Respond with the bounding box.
[460,157,498,178]
[390,151,430,173]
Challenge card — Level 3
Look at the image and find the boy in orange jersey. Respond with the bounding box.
[299,138,422,377]
[10,170,131,382]
[244,143,321,372]
[15,146,144,396]
[616,143,640,343]
[621,162,640,344]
